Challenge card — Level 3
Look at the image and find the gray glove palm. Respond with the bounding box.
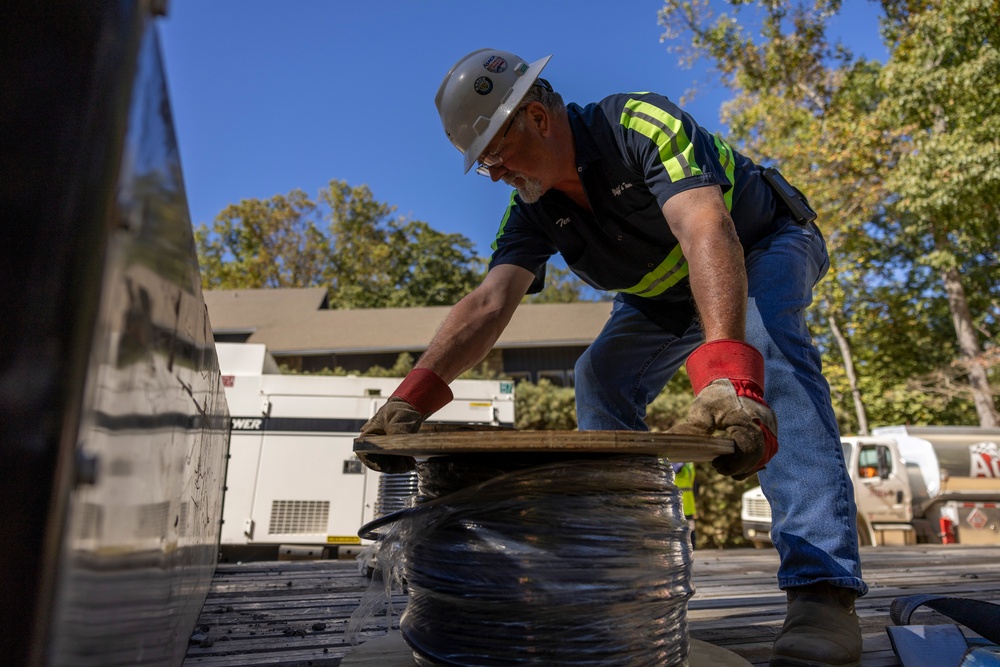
[361,397,425,437]
[669,378,778,480]
[668,340,779,481]
[356,398,424,474]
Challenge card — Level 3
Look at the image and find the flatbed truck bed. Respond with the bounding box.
[183,544,1000,667]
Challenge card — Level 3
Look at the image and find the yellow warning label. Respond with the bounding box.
[469,402,492,407]
[326,536,361,544]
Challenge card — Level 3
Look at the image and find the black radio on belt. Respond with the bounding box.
[762,167,817,225]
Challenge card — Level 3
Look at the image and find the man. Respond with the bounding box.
[360,49,867,667]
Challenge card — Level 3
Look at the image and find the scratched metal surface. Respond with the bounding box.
[17,9,231,667]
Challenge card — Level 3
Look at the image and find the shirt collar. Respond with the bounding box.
[566,102,603,170]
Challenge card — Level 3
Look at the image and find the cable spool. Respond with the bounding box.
[353,450,697,666]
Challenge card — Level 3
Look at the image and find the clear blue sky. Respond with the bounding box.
[159,1,887,259]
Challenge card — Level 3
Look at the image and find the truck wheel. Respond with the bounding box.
[857,518,873,546]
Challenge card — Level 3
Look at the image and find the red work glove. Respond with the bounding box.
[668,340,778,480]
[357,369,453,473]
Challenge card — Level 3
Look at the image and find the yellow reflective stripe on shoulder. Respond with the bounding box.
[616,245,689,298]
[621,99,701,183]
[491,190,519,252]
[713,133,736,211]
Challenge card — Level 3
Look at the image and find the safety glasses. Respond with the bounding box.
[475,107,525,177]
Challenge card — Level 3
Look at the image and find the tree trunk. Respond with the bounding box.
[828,314,869,435]
[942,266,999,427]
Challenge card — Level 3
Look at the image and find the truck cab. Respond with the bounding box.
[847,437,915,544]
[741,427,1000,547]
[741,437,914,547]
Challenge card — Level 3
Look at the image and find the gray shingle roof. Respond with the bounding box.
[204,288,612,354]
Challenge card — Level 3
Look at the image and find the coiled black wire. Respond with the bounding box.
[353,454,693,667]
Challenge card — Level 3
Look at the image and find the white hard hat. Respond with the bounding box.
[435,49,552,174]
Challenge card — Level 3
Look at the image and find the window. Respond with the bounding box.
[858,445,892,479]
[214,332,253,343]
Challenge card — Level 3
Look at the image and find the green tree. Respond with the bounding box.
[196,189,329,289]
[513,379,578,430]
[874,0,1000,425]
[658,0,999,430]
[657,0,999,546]
[318,180,484,308]
[196,180,484,307]
[280,352,416,378]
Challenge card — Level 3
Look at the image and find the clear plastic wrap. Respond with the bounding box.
[347,454,693,666]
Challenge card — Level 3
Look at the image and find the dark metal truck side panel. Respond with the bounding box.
[0,3,230,665]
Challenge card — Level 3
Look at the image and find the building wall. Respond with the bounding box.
[502,346,589,386]
[262,345,590,387]
[278,351,418,374]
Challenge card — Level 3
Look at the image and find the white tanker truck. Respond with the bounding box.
[741,426,1000,547]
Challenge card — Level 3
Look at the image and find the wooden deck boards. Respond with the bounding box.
[183,545,1000,667]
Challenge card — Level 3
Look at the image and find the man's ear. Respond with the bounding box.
[525,101,549,136]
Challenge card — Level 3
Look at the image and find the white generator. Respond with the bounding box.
[215,343,515,560]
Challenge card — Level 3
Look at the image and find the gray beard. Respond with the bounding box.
[503,173,545,203]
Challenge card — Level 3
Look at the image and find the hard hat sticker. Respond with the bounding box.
[483,55,508,74]
[474,76,493,95]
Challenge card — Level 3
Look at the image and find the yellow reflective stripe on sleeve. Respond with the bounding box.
[713,134,736,211]
[621,100,701,183]
[490,190,519,252]
[616,245,689,298]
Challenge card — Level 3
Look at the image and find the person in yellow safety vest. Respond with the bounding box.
[672,462,696,548]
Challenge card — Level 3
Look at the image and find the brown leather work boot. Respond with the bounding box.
[770,582,862,667]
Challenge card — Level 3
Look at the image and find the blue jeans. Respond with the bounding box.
[574,220,867,595]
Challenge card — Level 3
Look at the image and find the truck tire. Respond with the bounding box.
[857,517,874,546]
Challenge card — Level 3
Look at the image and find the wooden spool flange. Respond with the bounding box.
[354,429,734,470]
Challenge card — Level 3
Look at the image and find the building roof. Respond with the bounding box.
[204,288,612,354]
[203,288,329,332]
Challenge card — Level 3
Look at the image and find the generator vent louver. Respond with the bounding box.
[268,500,330,535]
[376,471,420,518]
[744,496,773,521]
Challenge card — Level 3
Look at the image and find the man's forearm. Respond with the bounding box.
[414,265,534,383]
[685,221,747,342]
[661,187,748,343]
[415,295,510,382]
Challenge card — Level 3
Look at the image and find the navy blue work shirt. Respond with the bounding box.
[487,92,784,334]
